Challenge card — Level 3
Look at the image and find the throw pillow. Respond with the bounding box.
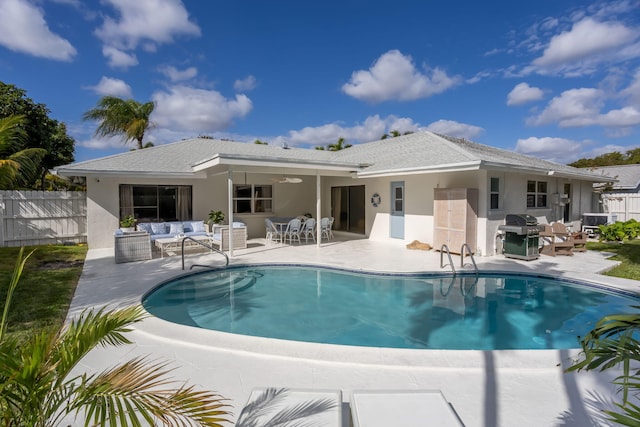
[169,222,184,234]
[150,222,167,235]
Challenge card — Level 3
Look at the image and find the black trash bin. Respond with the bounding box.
[498,214,540,260]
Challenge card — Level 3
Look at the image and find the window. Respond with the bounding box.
[490,177,500,210]
[233,184,273,213]
[526,180,547,208]
[119,184,192,222]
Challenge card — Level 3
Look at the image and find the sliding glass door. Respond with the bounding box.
[330,185,365,234]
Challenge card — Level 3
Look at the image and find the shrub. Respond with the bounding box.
[599,219,640,242]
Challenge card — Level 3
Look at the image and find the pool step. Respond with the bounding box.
[162,273,257,302]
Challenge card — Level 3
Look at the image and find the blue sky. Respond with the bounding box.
[0,0,639,164]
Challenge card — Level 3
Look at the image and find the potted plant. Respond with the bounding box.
[119,215,136,232]
[207,210,225,231]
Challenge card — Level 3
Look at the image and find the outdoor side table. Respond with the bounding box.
[114,231,152,263]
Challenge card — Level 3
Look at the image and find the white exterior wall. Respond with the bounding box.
[86,172,319,249]
[86,169,595,256]
[485,172,595,255]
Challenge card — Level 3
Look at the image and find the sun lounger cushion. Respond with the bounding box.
[351,390,464,427]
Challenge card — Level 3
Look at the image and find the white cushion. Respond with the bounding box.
[168,222,184,234]
[150,223,167,235]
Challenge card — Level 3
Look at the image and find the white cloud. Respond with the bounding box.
[152,85,253,132]
[77,135,128,150]
[96,0,200,67]
[86,76,132,98]
[515,136,583,163]
[527,88,604,127]
[272,115,422,148]
[0,0,76,61]
[425,120,484,140]
[506,83,544,106]
[234,75,257,92]
[159,65,197,82]
[598,106,640,127]
[531,17,640,75]
[102,46,138,68]
[342,50,462,103]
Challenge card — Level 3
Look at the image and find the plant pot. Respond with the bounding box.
[120,227,135,232]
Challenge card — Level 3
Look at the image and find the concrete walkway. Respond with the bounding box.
[69,234,639,427]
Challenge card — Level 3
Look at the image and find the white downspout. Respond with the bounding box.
[227,168,234,258]
[316,170,321,247]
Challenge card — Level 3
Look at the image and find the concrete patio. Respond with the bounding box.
[69,233,640,427]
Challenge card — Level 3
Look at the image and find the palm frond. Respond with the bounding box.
[236,388,289,427]
[71,356,231,427]
[0,115,27,154]
[53,306,146,379]
[265,398,337,427]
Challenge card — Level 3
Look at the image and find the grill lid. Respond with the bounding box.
[505,214,538,226]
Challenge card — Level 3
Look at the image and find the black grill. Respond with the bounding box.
[498,214,540,260]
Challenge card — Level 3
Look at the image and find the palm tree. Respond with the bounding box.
[0,115,47,189]
[327,137,351,151]
[0,248,231,426]
[83,96,156,150]
[567,311,640,425]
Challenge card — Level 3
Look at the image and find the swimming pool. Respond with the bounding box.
[142,265,639,350]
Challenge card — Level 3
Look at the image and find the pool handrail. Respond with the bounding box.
[180,236,229,270]
[439,244,456,274]
[460,243,478,274]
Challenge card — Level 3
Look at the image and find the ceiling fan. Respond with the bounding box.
[271,176,303,184]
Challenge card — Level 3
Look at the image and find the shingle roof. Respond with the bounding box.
[589,164,640,190]
[56,131,607,181]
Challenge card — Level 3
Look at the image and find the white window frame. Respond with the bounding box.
[489,177,500,210]
[233,184,273,214]
[527,180,548,208]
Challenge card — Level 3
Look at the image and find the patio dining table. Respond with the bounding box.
[269,217,296,244]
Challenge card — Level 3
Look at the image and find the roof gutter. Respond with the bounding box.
[355,161,482,178]
[55,168,208,179]
[192,154,366,172]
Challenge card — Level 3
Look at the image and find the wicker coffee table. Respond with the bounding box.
[154,235,211,258]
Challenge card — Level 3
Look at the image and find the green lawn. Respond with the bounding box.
[587,239,640,280]
[0,245,87,340]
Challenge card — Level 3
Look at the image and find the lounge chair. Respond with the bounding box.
[210,223,247,250]
[539,224,573,256]
[236,387,342,427]
[301,217,316,243]
[552,222,587,252]
[351,390,464,427]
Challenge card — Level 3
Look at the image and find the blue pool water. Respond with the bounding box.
[142,265,640,350]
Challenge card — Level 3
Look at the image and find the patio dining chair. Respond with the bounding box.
[283,218,302,244]
[320,217,334,241]
[265,218,282,244]
[301,218,316,243]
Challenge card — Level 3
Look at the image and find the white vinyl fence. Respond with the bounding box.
[0,190,87,247]
[602,193,640,222]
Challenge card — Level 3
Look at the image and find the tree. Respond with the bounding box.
[0,82,75,190]
[253,139,268,145]
[569,149,640,168]
[0,116,47,189]
[83,96,156,150]
[327,137,352,151]
[0,248,231,426]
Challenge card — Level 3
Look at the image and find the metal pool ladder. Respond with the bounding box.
[440,243,479,274]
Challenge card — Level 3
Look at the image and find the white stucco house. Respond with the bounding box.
[56,131,607,256]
